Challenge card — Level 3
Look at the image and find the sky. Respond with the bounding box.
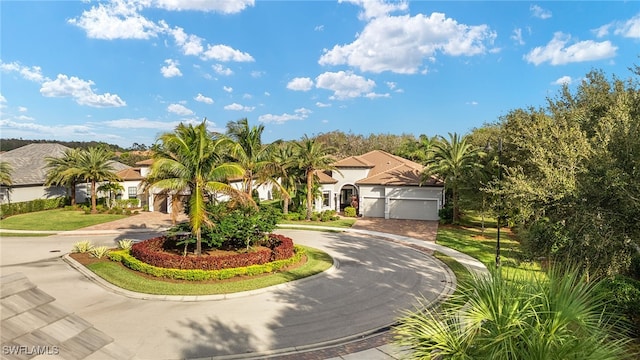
[1,0,639,148]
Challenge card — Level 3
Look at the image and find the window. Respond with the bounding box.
[128,186,137,199]
[322,191,331,207]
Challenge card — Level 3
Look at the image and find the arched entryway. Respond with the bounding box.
[339,184,359,213]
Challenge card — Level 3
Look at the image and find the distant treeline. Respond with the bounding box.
[0,138,129,153]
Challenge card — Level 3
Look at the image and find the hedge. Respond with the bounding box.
[108,245,306,281]
[0,197,67,218]
[129,234,295,271]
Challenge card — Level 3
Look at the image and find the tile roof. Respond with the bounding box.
[0,272,134,359]
[315,170,338,184]
[116,168,144,181]
[135,158,154,166]
[335,150,443,186]
[0,144,130,186]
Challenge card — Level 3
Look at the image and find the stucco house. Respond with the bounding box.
[315,150,445,221]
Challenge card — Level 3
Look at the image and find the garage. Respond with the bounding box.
[361,197,385,218]
[388,199,439,221]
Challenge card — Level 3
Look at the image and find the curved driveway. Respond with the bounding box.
[1,228,457,359]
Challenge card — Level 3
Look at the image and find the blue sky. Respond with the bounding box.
[1,1,639,148]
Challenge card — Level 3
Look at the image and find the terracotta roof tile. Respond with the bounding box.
[116,168,144,181]
[315,170,338,184]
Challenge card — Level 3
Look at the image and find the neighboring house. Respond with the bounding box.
[315,150,445,221]
[0,143,130,205]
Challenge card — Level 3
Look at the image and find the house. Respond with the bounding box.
[0,143,129,205]
[315,150,445,221]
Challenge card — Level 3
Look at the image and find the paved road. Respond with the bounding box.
[1,229,455,359]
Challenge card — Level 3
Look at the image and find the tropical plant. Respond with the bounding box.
[44,148,83,206]
[72,240,94,253]
[425,132,483,224]
[0,161,13,186]
[97,182,124,209]
[65,147,120,213]
[294,136,338,220]
[118,239,135,250]
[395,266,635,360]
[266,142,299,214]
[89,246,110,259]
[146,120,248,255]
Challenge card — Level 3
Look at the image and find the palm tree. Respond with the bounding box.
[45,148,83,206]
[70,147,120,213]
[425,133,483,224]
[267,142,299,214]
[395,266,634,360]
[0,161,13,186]
[147,120,247,255]
[225,118,281,196]
[97,182,124,208]
[294,136,338,220]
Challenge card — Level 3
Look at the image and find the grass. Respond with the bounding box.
[0,232,54,237]
[86,245,333,295]
[278,218,357,228]
[0,209,127,231]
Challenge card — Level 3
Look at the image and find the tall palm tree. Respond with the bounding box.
[294,136,338,220]
[45,148,83,206]
[70,147,120,213]
[225,118,281,196]
[395,266,634,360]
[0,161,13,186]
[425,133,483,224]
[266,142,299,214]
[147,120,247,255]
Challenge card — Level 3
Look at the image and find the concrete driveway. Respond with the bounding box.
[1,228,454,359]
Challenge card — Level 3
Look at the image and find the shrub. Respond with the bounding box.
[438,204,454,224]
[283,213,301,221]
[595,275,640,337]
[72,240,93,253]
[0,196,67,218]
[118,239,134,250]
[344,206,357,217]
[90,246,110,259]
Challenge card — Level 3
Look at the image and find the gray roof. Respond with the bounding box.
[1,272,134,359]
[0,144,130,186]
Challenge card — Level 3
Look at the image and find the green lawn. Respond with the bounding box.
[86,245,333,295]
[0,209,128,231]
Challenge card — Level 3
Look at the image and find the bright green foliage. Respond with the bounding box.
[45,148,83,206]
[395,267,635,360]
[343,206,356,217]
[66,147,120,213]
[89,246,110,259]
[294,136,338,220]
[118,239,134,250]
[72,240,94,253]
[205,203,280,249]
[146,120,248,255]
[0,161,13,186]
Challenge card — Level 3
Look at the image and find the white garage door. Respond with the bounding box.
[389,199,439,221]
[362,197,384,218]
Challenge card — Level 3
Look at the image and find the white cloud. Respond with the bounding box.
[466,101,479,106]
[152,0,255,13]
[592,24,611,38]
[251,71,265,78]
[223,86,233,93]
[18,106,27,112]
[613,13,640,38]
[212,63,233,76]
[194,93,214,104]
[287,77,314,91]
[202,44,254,62]
[0,94,6,103]
[40,74,126,107]
[104,117,182,130]
[341,0,409,20]
[68,0,161,40]
[167,103,194,115]
[161,59,182,77]
[553,76,573,85]
[168,26,204,55]
[242,93,252,99]
[524,32,617,66]
[0,119,97,138]
[224,103,255,112]
[315,71,377,100]
[258,107,311,124]
[315,25,324,31]
[0,61,45,82]
[316,102,331,108]
[319,12,496,74]
[530,5,552,20]
[511,28,525,45]
[14,115,35,121]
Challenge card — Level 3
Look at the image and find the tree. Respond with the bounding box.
[425,133,483,224]
[97,182,124,209]
[44,148,83,206]
[395,267,634,360]
[294,136,338,220]
[265,142,300,214]
[70,147,120,213]
[0,161,13,186]
[224,118,281,196]
[147,120,247,255]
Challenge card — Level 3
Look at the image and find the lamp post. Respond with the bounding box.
[486,138,503,268]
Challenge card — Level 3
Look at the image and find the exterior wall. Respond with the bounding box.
[315,184,337,212]
[359,185,445,220]
[1,185,67,204]
[331,168,370,194]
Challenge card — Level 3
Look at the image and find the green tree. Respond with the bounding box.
[395,267,635,360]
[44,148,83,206]
[70,147,120,213]
[97,182,124,209]
[266,142,300,214]
[294,136,338,220]
[147,120,247,255]
[0,161,13,186]
[425,133,483,224]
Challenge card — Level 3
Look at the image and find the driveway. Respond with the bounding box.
[1,224,455,359]
[352,218,439,242]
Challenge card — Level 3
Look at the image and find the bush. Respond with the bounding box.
[0,197,68,218]
[129,234,295,270]
[438,204,454,224]
[205,203,280,249]
[344,206,357,217]
[90,246,110,259]
[118,239,134,250]
[283,213,301,221]
[72,240,93,253]
[595,275,640,337]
